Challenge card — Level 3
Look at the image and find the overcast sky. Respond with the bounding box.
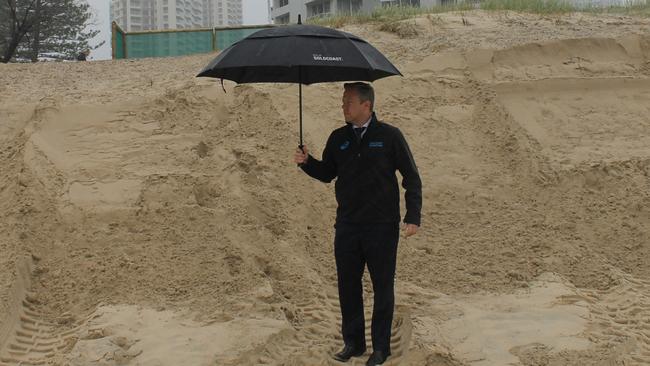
[86,0,270,60]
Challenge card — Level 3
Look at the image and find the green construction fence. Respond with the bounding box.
[111,22,272,60]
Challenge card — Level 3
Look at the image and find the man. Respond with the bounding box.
[294,82,422,366]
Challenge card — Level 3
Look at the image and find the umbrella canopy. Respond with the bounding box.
[197,23,401,84]
[197,16,402,146]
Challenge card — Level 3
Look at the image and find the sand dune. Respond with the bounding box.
[1,10,650,366]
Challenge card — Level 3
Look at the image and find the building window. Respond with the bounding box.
[381,0,420,7]
[307,0,331,18]
[338,0,363,14]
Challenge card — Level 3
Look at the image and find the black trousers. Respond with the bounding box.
[334,222,400,354]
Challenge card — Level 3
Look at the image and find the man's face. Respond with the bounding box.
[342,88,370,123]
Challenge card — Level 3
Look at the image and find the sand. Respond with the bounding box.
[1,9,650,366]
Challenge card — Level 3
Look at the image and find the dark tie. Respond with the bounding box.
[354,127,366,141]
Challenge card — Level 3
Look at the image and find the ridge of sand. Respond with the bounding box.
[1,10,650,366]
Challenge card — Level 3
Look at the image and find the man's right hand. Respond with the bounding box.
[294,146,309,165]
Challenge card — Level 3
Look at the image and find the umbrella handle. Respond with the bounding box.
[297,144,306,167]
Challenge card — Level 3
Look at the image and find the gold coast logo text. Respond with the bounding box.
[313,54,343,62]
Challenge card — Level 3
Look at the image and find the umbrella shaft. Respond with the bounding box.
[299,81,303,148]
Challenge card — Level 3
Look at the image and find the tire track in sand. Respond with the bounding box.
[0,258,85,366]
[229,285,412,366]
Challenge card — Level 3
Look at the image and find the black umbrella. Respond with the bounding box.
[197,15,401,148]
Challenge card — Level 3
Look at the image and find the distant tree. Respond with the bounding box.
[1,0,38,62]
[1,0,103,63]
[27,0,104,61]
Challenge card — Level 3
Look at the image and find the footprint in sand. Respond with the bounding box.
[227,288,412,366]
[579,269,650,365]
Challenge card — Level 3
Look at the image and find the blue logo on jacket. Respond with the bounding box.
[340,141,350,150]
[369,141,384,148]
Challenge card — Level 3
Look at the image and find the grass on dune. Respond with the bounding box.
[306,0,650,29]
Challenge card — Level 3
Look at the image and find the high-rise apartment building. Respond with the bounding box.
[111,0,156,31]
[271,0,439,24]
[157,0,205,29]
[205,0,244,27]
[110,0,243,31]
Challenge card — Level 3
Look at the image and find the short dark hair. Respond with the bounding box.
[344,82,374,111]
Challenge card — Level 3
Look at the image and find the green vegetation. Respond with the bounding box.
[481,0,650,14]
[1,0,102,63]
[480,0,575,13]
[583,0,650,16]
[306,0,650,29]
[307,4,474,27]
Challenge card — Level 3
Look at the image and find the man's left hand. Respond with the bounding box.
[402,223,419,238]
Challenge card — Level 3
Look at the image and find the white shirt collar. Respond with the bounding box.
[353,115,372,129]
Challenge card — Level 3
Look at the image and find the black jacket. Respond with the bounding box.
[301,113,422,226]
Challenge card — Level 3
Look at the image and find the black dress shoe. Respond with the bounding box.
[333,345,366,362]
[366,350,390,366]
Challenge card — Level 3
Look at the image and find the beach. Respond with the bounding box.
[1,10,650,365]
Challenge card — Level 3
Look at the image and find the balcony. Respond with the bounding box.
[306,0,332,19]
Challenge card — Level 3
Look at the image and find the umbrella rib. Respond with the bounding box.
[343,36,375,76]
